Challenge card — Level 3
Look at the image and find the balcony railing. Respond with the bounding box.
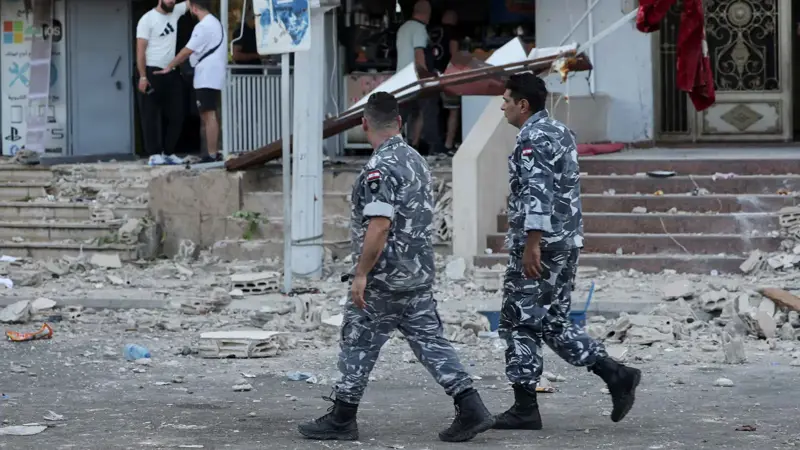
[222,64,293,155]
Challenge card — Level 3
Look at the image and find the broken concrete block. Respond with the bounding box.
[789,311,800,328]
[0,300,31,323]
[739,250,764,274]
[699,290,729,313]
[778,322,796,341]
[740,310,776,339]
[198,330,287,358]
[605,345,629,361]
[117,218,142,245]
[625,326,674,345]
[631,206,647,214]
[208,287,233,309]
[758,298,776,317]
[30,297,56,312]
[586,323,607,340]
[230,271,280,295]
[445,258,467,280]
[11,270,43,287]
[662,280,694,300]
[90,253,122,269]
[721,331,746,364]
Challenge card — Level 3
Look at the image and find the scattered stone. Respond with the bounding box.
[233,383,253,392]
[778,323,796,341]
[229,289,245,299]
[739,250,765,274]
[700,290,729,313]
[631,206,647,214]
[89,253,122,269]
[662,280,694,301]
[0,300,31,323]
[713,377,734,387]
[175,263,194,278]
[106,274,126,286]
[445,258,467,280]
[721,332,746,364]
[117,218,142,245]
[30,297,56,312]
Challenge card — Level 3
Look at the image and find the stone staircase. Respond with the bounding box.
[475,156,800,273]
[0,164,151,261]
[214,160,453,260]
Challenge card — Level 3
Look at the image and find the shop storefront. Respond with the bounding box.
[0,0,136,161]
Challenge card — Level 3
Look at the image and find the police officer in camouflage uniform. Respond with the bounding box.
[298,91,495,443]
[492,73,642,431]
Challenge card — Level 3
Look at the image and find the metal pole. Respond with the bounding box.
[220,0,230,158]
[559,0,600,46]
[281,52,292,293]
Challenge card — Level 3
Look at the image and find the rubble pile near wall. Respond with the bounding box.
[432,179,453,243]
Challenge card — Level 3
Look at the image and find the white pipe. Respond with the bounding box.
[220,0,230,158]
[587,0,595,94]
[580,9,636,49]
[560,0,601,45]
[281,52,292,292]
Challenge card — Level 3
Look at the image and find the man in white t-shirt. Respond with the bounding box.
[157,0,226,163]
[135,0,189,156]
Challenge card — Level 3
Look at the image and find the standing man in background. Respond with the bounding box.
[394,0,443,155]
[430,9,462,154]
[157,0,227,163]
[231,2,263,75]
[494,73,642,431]
[136,0,189,156]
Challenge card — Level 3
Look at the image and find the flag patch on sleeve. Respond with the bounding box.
[367,170,381,193]
[522,148,533,157]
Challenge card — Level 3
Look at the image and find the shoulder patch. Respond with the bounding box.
[521,148,533,158]
[367,170,381,193]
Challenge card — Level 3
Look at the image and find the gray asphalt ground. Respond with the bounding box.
[2,320,799,449]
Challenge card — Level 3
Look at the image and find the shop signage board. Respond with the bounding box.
[252,0,311,55]
[0,0,67,156]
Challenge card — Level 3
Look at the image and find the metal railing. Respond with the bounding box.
[222,64,293,155]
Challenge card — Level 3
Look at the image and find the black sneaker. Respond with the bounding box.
[200,153,222,163]
[297,394,359,441]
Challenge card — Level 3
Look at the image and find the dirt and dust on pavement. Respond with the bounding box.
[2,237,800,448]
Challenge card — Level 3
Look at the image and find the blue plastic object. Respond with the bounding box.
[568,281,595,327]
[479,281,596,331]
[478,311,501,331]
[123,344,151,361]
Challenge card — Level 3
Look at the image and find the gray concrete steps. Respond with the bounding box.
[250,167,453,193]
[581,175,799,194]
[0,241,136,261]
[485,232,780,256]
[496,212,781,235]
[0,166,52,182]
[0,182,49,201]
[580,194,797,213]
[0,201,148,222]
[0,220,122,242]
[579,158,800,175]
[243,191,350,218]
[474,253,746,274]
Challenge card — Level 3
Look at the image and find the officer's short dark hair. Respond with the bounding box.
[505,73,547,113]
[191,0,212,11]
[364,92,400,130]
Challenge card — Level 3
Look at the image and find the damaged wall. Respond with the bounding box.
[536,0,654,144]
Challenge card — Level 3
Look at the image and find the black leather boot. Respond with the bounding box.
[298,396,359,440]
[438,389,495,442]
[591,357,641,422]
[492,384,543,430]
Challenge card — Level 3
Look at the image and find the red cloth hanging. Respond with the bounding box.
[635,0,676,32]
[636,0,715,111]
[677,0,716,110]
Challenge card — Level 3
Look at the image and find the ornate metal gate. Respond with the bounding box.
[656,0,792,141]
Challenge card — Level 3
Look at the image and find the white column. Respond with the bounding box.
[290,8,327,279]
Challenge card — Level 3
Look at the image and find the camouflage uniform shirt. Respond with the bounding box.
[505,110,584,258]
[350,135,436,292]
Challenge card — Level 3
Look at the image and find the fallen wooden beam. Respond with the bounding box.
[224,52,592,172]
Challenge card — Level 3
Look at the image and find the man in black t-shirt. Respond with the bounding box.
[232,7,263,75]
[430,10,462,153]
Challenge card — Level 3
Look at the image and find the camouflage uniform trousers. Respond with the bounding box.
[499,247,608,390]
[334,287,473,405]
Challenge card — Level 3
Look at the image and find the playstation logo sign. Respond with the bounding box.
[4,127,21,142]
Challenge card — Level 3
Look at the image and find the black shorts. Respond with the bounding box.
[195,88,220,113]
